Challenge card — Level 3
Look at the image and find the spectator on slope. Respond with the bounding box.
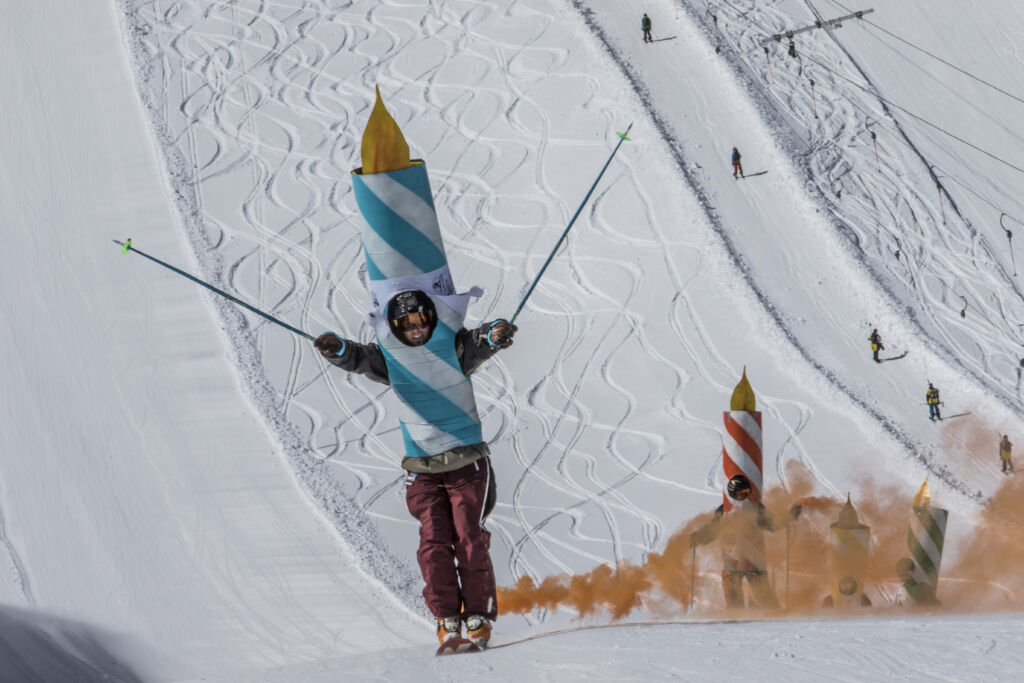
[642,13,653,43]
[316,295,517,649]
[731,147,745,179]
[1000,434,1015,474]
[926,382,942,421]
[690,474,802,609]
[868,328,884,363]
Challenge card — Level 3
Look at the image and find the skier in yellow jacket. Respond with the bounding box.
[926,383,942,421]
[1000,435,1015,474]
[868,329,884,363]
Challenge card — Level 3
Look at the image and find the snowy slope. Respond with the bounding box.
[0,2,424,680]
[2,0,1024,680]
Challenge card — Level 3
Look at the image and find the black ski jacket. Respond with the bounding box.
[325,321,502,384]
[325,321,505,474]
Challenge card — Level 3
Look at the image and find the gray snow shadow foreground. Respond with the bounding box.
[0,605,145,683]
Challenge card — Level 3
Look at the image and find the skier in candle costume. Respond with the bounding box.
[315,88,517,649]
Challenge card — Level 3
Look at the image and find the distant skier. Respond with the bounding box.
[1000,434,1015,474]
[926,383,942,421]
[315,294,517,649]
[731,147,744,179]
[868,328,884,363]
[642,13,653,43]
[690,474,801,609]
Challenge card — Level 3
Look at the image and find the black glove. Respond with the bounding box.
[487,320,518,349]
[315,332,345,358]
[789,504,803,521]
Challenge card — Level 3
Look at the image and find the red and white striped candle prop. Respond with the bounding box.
[722,368,764,512]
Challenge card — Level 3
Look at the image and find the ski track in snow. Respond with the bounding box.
[118,0,1024,626]
[0,502,33,608]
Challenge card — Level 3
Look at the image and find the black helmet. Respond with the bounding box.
[727,474,752,499]
[387,290,437,344]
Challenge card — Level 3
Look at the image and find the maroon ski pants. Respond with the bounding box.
[721,570,779,609]
[405,458,497,620]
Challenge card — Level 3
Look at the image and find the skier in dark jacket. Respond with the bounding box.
[731,147,744,178]
[642,13,653,43]
[690,475,801,609]
[868,329,884,363]
[315,290,517,648]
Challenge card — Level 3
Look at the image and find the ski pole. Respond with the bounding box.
[785,524,791,609]
[114,239,317,342]
[689,545,697,612]
[1001,214,1017,276]
[508,124,633,326]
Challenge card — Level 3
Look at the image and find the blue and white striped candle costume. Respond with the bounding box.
[352,161,485,458]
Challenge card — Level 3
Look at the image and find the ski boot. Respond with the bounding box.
[464,614,491,649]
[436,615,461,646]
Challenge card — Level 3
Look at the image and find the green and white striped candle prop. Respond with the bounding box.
[906,478,948,602]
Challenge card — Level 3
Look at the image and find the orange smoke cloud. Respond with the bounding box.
[498,511,715,618]
[499,443,1024,620]
[942,472,1024,609]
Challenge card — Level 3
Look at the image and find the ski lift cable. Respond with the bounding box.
[793,48,1023,206]
[707,1,1024,222]
[807,56,1024,229]
[801,53,1024,177]
[938,172,1023,223]
[708,0,778,37]
[829,0,1024,107]
[778,5,1024,222]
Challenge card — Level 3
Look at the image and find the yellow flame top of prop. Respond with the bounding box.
[912,476,931,508]
[360,86,417,174]
[835,493,863,528]
[729,367,757,411]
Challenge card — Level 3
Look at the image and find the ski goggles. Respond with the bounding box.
[398,312,431,331]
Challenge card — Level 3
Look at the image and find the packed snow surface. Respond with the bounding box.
[2,0,1023,680]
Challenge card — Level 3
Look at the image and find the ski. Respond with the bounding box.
[487,617,753,650]
[930,411,971,422]
[435,637,481,656]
